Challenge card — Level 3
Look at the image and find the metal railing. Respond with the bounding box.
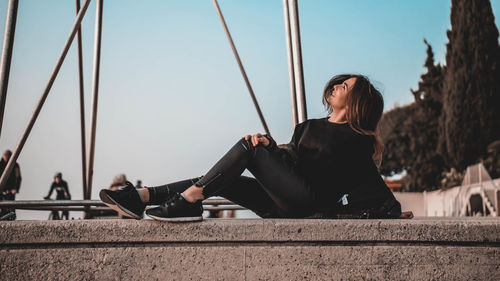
[0,199,246,212]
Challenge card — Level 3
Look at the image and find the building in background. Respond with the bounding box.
[394,163,500,217]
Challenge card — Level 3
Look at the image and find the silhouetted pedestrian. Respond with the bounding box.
[109,174,127,191]
[135,180,143,189]
[0,150,22,220]
[44,172,71,220]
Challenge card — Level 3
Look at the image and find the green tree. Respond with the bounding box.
[378,104,413,178]
[379,0,500,190]
[439,0,500,171]
[379,40,445,191]
[405,40,445,191]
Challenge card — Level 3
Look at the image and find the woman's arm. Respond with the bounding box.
[263,134,278,151]
[243,133,270,147]
[44,183,55,199]
[264,122,305,153]
[400,211,414,219]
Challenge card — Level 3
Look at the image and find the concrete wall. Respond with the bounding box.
[424,187,462,216]
[393,192,425,216]
[1,218,499,280]
[394,177,500,217]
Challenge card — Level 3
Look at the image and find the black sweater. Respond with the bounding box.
[46,180,71,200]
[267,118,401,218]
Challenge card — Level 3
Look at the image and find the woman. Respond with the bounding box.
[100,74,412,221]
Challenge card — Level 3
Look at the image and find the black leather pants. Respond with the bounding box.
[148,139,316,218]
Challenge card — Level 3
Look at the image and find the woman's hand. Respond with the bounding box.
[243,133,270,147]
[399,211,414,219]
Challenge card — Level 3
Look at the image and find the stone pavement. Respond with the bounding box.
[1,218,499,280]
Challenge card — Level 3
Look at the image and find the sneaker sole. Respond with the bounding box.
[99,190,142,220]
[146,213,203,222]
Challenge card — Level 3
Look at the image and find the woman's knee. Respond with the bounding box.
[236,138,269,155]
[236,138,253,151]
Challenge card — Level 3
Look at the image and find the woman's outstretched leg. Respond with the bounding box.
[100,138,314,220]
[147,176,280,218]
[99,174,276,220]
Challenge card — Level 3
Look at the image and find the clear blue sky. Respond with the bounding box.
[1,0,499,219]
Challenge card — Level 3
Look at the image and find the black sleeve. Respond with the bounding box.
[63,181,71,199]
[264,121,305,154]
[46,182,55,198]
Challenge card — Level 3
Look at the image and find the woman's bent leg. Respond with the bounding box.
[246,145,316,216]
[214,176,281,218]
[196,139,315,217]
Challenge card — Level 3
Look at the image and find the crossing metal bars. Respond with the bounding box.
[0,1,308,207]
[0,0,93,191]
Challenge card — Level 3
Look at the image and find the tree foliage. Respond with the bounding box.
[439,0,500,170]
[378,104,413,178]
[405,40,445,191]
[379,0,500,191]
[379,41,445,191]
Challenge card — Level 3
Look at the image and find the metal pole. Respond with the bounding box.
[86,0,103,201]
[282,0,298,127]
[75,0,88,200]
[0,0,92,191]
[212,0,271,136]
[288,0,307,123]
[0,0,19,138]
[0,198,238,207]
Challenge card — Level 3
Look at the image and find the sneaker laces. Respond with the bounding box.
[161,193,181,207]
[114,181,134,191]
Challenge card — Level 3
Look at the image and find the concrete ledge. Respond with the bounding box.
[1,218,500,280]
[1,218,500,244]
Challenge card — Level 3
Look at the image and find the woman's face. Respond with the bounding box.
[328,77,357,110]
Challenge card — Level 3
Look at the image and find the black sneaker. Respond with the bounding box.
[0,211,16,221]
[99,181,145,219]
[146,193,203,222]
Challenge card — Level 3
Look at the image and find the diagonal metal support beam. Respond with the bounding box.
[212,0,271,136]
[282,0,298,127]
[75,0,88,201]
[86,0,104,201]
[0,0,19,139]
[0,0,93,191]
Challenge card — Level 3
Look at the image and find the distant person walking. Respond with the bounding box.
[44,172,71,220]
[109,174,128,191]
[107,174,131,219]
[135,180,143,189]
[0,150,22,220]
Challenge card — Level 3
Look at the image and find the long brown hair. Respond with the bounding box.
[322,74,385,167]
